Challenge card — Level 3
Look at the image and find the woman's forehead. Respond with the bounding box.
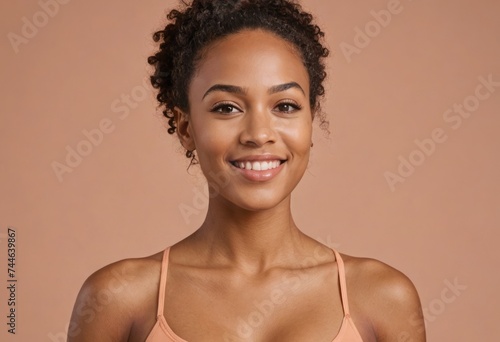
[190,29,310,94]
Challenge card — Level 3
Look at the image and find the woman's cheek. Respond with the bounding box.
[192,120,234,175]
[279,124,312,155]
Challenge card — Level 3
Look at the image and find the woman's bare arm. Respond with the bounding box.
[68,259,150,342]
[350,257,426,342]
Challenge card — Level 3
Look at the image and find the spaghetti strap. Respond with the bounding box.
[332,249,351,316]
[156,246,171,318]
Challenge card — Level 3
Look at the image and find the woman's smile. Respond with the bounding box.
[229,155,287,182]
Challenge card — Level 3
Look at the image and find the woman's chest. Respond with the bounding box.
[160,268,345,341]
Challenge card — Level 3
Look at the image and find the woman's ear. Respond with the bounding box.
[173,107,196,151]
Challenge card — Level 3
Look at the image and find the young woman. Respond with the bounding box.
[69,1,426,341]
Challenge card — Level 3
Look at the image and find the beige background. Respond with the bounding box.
[1,0,499,341]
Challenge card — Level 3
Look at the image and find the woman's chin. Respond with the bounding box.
[215,192,290,213]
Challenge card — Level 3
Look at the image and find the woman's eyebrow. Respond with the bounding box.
[202,82,304,100]
[268,82,305,95]
[202,84,247,99]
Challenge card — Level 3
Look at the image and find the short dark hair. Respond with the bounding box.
[148,0,329,158]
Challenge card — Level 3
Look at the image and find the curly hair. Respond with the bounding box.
[148,0,329,160]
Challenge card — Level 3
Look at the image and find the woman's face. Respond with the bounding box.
[179,29,313,211]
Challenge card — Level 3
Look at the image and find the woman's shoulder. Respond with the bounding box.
[340,252,418,292]
[339,252,426,340]
[68,248,167,341]
[81,249,165,291]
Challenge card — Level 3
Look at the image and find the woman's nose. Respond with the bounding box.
[239,107,277,147]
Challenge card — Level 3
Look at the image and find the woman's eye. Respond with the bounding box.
[275,102,301,113]
[211,104,240,114]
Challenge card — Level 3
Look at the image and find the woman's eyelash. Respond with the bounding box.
[210,102,241,114]
[275,101,302,111]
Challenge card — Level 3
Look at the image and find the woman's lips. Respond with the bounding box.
[229,159,286,182]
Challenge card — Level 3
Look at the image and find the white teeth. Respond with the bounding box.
[233,160,283,171]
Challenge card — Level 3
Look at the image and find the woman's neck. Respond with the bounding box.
[190,195,310,274]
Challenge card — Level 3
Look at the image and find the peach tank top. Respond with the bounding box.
[145,247,364,341]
